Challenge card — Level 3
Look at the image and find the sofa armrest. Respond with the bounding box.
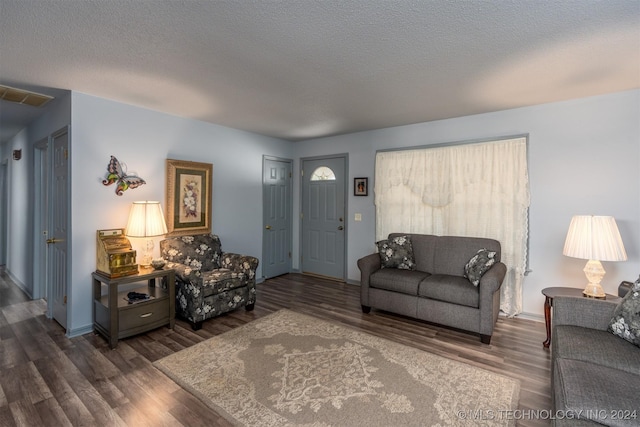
[220,252,259,282]
[357,253,381,307]
[357,253,381,287]
[552,296,618,331]
[478,262,507,295]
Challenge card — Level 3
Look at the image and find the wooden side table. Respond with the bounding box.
[92,267,175,349]
[541,286,620,349]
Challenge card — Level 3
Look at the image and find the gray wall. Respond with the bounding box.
[293,89,640,317]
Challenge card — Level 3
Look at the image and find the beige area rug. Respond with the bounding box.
[154,310,519,426]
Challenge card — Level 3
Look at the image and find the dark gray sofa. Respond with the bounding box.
[551,287,640,426]
[357,233,507,344]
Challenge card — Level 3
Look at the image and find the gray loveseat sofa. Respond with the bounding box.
[357,233,507,344]
[551,280,640,426]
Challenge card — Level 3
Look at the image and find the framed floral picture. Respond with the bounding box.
[165,159,213,236]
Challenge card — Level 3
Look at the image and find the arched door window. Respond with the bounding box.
[310,166,336,181]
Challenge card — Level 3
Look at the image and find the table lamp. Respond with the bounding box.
[125,201,168,267]
[562,215,627,298]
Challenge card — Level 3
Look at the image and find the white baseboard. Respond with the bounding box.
[6,268,33,299]
[500,311,544,323]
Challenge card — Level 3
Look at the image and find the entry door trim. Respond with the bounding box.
[299,153,349,281]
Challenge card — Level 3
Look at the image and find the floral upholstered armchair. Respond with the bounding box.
[160,234,258,330]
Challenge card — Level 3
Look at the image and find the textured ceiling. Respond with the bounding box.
[0,0,638,143]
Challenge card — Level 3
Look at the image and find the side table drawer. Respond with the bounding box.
[119,298,169,338]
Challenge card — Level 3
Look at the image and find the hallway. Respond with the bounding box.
[0,266,33,308]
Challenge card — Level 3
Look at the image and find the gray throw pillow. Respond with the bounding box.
[376,235,416,270]
[608,276,640,347]
[464,248,497,286]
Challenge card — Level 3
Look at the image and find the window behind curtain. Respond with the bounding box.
[374,136,530,316]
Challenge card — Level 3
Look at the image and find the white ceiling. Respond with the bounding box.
[1,0,638,143]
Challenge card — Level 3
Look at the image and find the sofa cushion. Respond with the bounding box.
[608,277,640,347]
[376,235,416,270]
[554,325,640,375]
[431,236,501,277]
[463,248,497,286]
[370,269,430,295]
[554,359,640,427]
[418,274,479,308]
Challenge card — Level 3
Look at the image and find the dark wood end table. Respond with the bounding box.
[92,267,175,349]
[541,286,620,349]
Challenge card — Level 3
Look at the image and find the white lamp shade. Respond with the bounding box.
[563,215,627,262]
[126,201,168,237]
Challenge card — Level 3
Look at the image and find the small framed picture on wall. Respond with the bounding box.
[354,177,368,196]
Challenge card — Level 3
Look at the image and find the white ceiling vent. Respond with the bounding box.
[0,84,54,107]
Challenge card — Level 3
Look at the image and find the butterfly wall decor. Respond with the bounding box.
[102,155,146,196]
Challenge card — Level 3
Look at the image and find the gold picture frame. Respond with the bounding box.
[165,159,213,236]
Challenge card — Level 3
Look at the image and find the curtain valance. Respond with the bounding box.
[375,138,529,208]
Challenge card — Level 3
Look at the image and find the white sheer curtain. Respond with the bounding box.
[374,137,530,316]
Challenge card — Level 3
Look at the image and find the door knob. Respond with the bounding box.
[265,225,272,230]
[338,226,344,230]
[46,238,62,244]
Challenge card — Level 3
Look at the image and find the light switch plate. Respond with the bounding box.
[354,213,362,221]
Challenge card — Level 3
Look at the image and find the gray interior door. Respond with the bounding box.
[262,157,292,279]
[48,127,69,329]
[301,156,346,280]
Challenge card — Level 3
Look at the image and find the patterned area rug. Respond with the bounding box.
[154,310,519,426]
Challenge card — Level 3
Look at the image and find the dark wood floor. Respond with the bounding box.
[0,268,551,426]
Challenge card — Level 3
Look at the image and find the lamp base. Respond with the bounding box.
[139,239,154,267]
[582,288,607,299]
[582,259,607,299]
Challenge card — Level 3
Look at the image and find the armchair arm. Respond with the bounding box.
[220,252,259,281]
[552,296,618,331]
[164,261,205,285]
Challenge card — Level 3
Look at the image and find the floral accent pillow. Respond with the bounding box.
[464,248,497,286]
[376,235,416,270]
[608,275,640,347]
